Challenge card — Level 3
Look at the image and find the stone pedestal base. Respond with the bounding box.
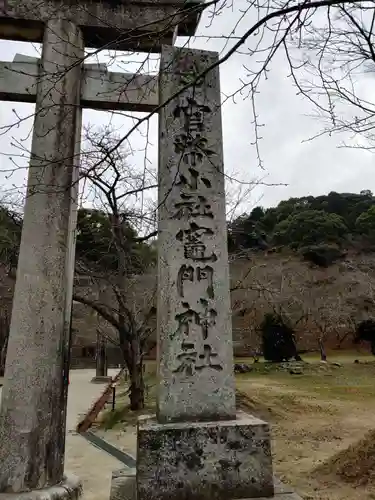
[109,469,302,500]
[90,376,112,384]
[110,469,136,500]
[0,475,82,500]
[136,411,274,500]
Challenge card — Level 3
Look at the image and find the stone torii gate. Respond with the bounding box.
[0,1,202,499]
[0,2,300,500]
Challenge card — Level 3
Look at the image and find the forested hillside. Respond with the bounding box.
[1,190,375,369]
[228,190,375,265]
[2,190,375,270]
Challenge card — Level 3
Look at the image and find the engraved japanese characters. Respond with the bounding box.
[139,46,276,500]
[157,46,236,423]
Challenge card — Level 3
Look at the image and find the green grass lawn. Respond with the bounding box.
[98,353,375,498]
[99,351,375,429]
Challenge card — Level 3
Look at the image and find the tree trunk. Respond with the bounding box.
[113,220,146,411]
[0,336,8,377]
[291,334,301,361]
[129,361,145,410]
[318,337,327,361]
[336,331,351,349]
[96,330,107,377]
[118,327,145,411]
[0,313,10,377]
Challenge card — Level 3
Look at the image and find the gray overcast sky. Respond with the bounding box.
[0,1,374,214]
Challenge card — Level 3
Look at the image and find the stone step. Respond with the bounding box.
[109,469,302,500]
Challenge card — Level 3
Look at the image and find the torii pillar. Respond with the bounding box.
[0,1,203,499]
[0,18,84,497]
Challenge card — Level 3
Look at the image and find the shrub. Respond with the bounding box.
[354,319,375,355]
[300,244,346,267]
[260,313,300,362]
[273,210,347,248]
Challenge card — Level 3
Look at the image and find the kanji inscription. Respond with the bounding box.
[173,342,223,376]
[177,265,214,298]
[173,299,217,341]
[176,167,211,190]
[171,194,213,220]
[157,46,236,423]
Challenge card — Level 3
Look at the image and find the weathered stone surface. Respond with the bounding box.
[0,58,39,103]
[266,478,302,498]
[0,58,158,112]
[234,363,253,374]
[109,469,136,500]
[0,474,82,500]
[90,376,112,384]
[82,65,158,111]
[0,18,83,493]
[108,472,302,500]
[256,495,302,500]
[157,45,236,423]
[0,0,204,50]
[272,478,294,494]
[136,412,274,500]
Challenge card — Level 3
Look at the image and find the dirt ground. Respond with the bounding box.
[3,360,373,500]
[98,354,375,500]
[236,359,375,499]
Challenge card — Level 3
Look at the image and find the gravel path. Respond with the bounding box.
[65,369,124,500]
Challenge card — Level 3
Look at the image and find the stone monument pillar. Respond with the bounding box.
[91,286,111,384]
[0,17,83,498]
[91,329,110,383]
[135,46,274,500]
[96,331,108,378]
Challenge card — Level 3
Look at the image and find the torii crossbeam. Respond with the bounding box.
[0,1,202,498]
[0,0,204,51]
[0,54,159,111]
[0,14,164,498]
